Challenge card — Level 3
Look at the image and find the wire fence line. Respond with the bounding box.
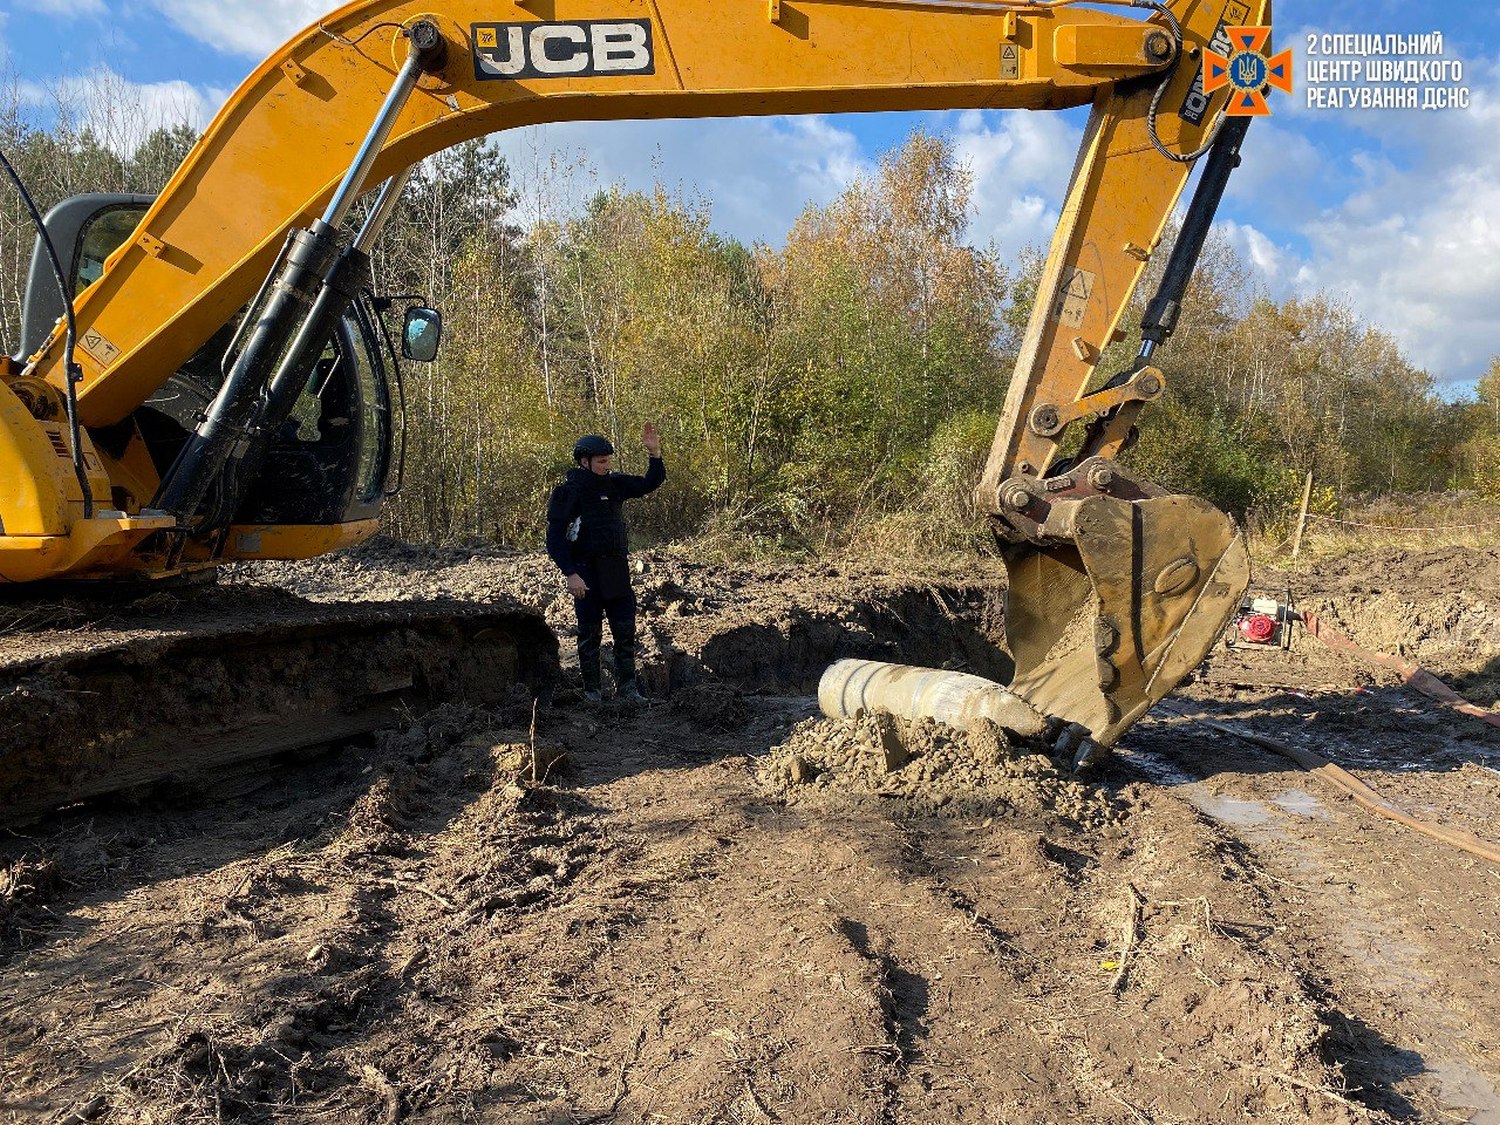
[1303,512,1500,534]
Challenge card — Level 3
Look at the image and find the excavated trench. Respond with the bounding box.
[631,581,1014,696]
[0,563,1013,826]
[0,597,558,824]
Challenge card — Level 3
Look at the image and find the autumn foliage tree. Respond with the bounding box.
[379,130,1022,550]
[2,84,1495,552]
[1456,358,1500,498]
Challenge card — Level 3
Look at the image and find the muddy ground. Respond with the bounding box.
[2,541,1498,1123]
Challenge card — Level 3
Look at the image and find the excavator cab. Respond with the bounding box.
[14,194,420,541]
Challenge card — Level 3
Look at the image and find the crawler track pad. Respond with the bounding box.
[0,600,558,824]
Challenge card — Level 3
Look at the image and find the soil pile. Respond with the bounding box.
[1241,545,1500,705]
[760,712,1123,827]
[1291,544,1500,600]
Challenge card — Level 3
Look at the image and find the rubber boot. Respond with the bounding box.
[581,654,603,704]
[614,651,646,706]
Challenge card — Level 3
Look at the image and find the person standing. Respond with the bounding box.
[545,424,665,704]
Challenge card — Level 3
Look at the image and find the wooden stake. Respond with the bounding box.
[1290,471,1314,559]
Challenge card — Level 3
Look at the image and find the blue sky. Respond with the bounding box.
[3,0,1498,392]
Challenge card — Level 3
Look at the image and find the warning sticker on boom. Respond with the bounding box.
[1000,44,1020,80]
[1051,267,1096,328]
[79,328,121,368]
[1179,1,1252,124]
[473,20,655,80]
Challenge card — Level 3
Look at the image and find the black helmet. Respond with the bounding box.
[573,434,614,461]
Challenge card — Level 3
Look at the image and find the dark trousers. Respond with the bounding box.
[574,585,637,690]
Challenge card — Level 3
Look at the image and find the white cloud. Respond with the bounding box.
[19,68,229,154]
[1219,60,1500,386]
[1218,219,1288,280]
[1298,171,1500,383]
[948,109,1082,261]
[490,107,1089,264]
[495,116,873,247]
[149,0,330,57]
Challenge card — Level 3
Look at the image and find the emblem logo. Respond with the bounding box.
[1203,26,1293,116]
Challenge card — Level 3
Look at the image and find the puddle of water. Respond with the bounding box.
[1431,1058,1500,1125]
[1337,913,1436,993]
[1118,746,1311,853]
[1119,746,1300,829]
[1116,745,1198,787]
[1195,793,1277,827]
[1123,740,1492,1111]
[1272,788,1331,820]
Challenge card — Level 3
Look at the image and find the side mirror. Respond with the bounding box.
[402,307,442,363]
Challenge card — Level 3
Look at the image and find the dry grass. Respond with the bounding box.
[665,491,1500,585]
[1251,493,1500,566]
[656,508,993,571]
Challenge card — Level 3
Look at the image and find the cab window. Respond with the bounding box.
[72,206,148,294]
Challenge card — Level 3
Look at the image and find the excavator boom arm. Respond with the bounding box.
[24,0,1257,433]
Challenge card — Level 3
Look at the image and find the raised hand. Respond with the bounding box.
[643,421,662,457]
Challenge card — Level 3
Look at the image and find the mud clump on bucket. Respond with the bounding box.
[759,712,1121,828]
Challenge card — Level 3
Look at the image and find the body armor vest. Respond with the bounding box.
[569,471,629,555]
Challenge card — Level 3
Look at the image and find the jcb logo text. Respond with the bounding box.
[473,20,655,80]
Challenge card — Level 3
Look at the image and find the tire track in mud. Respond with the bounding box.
[814,820,1066,1125]
[873,806,1358,1124]
[831,916,925,1125]
[527,768,894,1125]
[594,770,1360,1125]
[1125,712,1500,1124]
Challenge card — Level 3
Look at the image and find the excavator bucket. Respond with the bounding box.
[819,492,1250,759]
[1003,494,1249,750]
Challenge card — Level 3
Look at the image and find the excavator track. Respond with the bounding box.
[0,587,557,824]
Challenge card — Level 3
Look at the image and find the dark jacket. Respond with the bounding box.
[546,457,665,576]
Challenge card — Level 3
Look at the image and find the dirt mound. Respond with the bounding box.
[759,712,1122,828]
[230,538,561,611]
[1298,591,1500,679]
[1285,544,1500,600]
[667,681,752,729]
[1229,546,1500,697]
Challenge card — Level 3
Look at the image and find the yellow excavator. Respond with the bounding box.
[2,0,1268,808]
